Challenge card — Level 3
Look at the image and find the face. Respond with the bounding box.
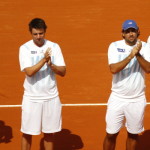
[122,28,139,46]
[31,28,45,47]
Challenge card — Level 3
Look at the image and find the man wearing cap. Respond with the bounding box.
[103,20,150,150]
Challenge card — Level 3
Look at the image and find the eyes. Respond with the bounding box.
[32,32,44,36]
[31,28,45,36]
[123,28,137,34]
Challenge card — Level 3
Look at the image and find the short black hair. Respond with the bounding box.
[29,18,47,32]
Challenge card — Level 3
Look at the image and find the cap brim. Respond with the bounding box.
[123,26,138,30]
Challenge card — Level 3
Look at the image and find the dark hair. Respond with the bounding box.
[29,18,47,32]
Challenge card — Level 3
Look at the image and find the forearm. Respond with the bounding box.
[110,55,132,74]
[110,44,141,74]
[24,58,47,77]
[136,53,150,73]
[49,63,66,77]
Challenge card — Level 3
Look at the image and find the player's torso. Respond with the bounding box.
[23,40,57,98]
[110,40,145,99]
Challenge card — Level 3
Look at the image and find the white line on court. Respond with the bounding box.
[0,102,150,107]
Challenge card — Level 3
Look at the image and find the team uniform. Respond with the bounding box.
[19,39,65,135]
[106,39,150,134]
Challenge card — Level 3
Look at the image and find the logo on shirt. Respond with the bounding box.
[117,48,125,52]
[31,51,37,54]
[39,49,44,53]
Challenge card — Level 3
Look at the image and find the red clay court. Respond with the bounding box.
[0,0,150,149]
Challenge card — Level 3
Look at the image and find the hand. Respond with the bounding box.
[136,40,142,52]
[130,47,138,58]
[47,59,52,66]
[130,40,142,58]
[46,48,53,65]
[44,47,51,62]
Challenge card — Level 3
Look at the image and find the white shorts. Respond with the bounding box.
[21,96,62,135]
[105,98,146,134]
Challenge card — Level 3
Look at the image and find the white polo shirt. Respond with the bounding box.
[19,39,65,101]
[108,40,150,102]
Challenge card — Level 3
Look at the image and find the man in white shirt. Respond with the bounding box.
[19,18,66,150]
[103,20,150,150]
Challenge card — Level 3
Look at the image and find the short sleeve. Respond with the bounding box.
[19,45,32,72]
[52,44,66,66]
[108,42,119,65]
[142,43,150,62]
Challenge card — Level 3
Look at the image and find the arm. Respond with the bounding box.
[109,46,139,74]
[48,61,66,77]
[136,42,150,73]
[109,55,132,74]
[24,48,50,77]
[47,44,66,77]
[136,53,150,73]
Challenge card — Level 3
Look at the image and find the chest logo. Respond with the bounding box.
[31,51,37,54]
[117,48,125,52]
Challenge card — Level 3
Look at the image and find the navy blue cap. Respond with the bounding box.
[122,20,138,30]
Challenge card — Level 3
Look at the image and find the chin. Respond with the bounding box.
[34,41,44,47]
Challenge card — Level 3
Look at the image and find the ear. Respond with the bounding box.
[122,32,125,38]
[137,29,140,37]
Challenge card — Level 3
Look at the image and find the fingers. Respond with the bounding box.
[131,47,138,57]
[136,39,142,50]
[44,47,52,62]
[46,47,52,56]
[45,47,52,56]
[130,40,142,59]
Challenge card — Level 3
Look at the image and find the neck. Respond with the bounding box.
[33,39,45,47]
[125,39,137,46]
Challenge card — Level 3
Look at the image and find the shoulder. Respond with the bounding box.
[141,41,150,52]
[108,40,124,50]
[140,41,147,52]
[141,41,147,47]
[110,40,124,47]
[108,40,126,55]
[20,40,33,50]
[19,40,34,56]
[45,39,60,48]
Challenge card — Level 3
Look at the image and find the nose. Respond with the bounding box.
[37,34,41,38]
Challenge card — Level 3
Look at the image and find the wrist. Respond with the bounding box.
[43,58,48,63]
[48,61,54,67]
[136,52,141,57]
[50,63,54,67]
